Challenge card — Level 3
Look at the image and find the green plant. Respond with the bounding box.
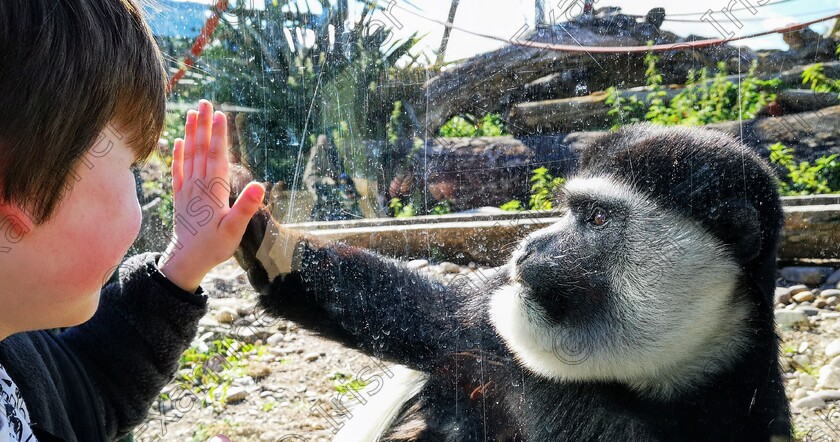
[498,168,565,211]
[261,400,277,412]
[528,167,565,211]
[607,54,779,129]
[175,338,268,408]
[389,197,416,218]
[500,199,524,211]
[329,371,370,394]
[439,113,508,137]
[768,142,840,195]
[187,1,421,184]
[430,199,452,215]
[605,87,646,130]
[802,44,840,95]
[191,423,209,442]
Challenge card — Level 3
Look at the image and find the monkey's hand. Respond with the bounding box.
[229,168,460,369]
[228,164,319,294]
[233,204,317,294]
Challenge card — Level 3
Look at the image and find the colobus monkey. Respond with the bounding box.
[233,123,791,441]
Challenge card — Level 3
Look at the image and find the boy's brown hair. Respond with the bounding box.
[0,0,166,225]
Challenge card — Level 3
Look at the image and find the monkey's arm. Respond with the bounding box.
[234,207,462,371]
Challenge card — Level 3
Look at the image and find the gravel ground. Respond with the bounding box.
[133,254,840,442]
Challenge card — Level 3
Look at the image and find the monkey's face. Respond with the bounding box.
[489,173,753,400]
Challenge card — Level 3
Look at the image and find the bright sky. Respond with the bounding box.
[179,0,840,62]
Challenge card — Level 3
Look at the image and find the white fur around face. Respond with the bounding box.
[489,174,751,400]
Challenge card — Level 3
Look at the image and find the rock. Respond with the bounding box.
[260,431,279,441]
[208,436,232,442]
[781,267,835,285]
[827,340,840,358]
[812,390,840,402]
[304,352,323,362]
[231,327,272,344]
[796,306,820,317]
[827,296,840,307]
[775,310,808,328]
[819,365,840,389]
[247,362,272,380]
[821,289,840,299]
[827,269,840,285]
[407,259,429,270]
[792,395,826,409]
[439,262,461,274]
[815,298,829,309]
[798,372,817,388]
[822,312,840,320]
[266,333,284,346]
[222,386,248,403]
[214,307,239,324]
[774,287,791,305]
[793,388,808,400]
[788,285,810,295]
[793,355,812,370]
[793,291,815,303]
[830,356,840,368]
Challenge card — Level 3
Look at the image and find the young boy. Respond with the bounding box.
[0,1,265,440]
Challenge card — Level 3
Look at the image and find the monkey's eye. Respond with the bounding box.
[588,206,609,227]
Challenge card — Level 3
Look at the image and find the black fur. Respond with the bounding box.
[234,123,791,441]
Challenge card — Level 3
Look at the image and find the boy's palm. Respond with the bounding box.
[158,100,265,293]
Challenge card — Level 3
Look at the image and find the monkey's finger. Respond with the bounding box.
[192,100,213,181]
[172,138,184,196]
[182,110,198,181]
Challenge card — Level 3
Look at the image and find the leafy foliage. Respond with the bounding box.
[768,143,840,195]
[176,337,270,409]
[529,167,565,210]
[501,166,565,211]
[389,197,416,218]
[438,113,508,137]
[606,50,779,129]
[801,44,840,95]
[430,199,452,215]
[500,199,524,212]
[330,371,370,394]
[183,1,420,184]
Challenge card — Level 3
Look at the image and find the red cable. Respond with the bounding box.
[166,0,229,94]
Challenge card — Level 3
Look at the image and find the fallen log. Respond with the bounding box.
[507,89,840,134]
[281,198,840,265]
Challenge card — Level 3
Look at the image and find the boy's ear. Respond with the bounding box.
[0,197,35,244]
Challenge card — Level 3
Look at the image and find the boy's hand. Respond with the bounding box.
[158,100,266,293]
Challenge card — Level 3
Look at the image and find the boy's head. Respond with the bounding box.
[0,0,167,336]
[0,0,166,226]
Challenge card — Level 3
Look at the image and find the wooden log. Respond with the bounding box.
[778,204,840,262]
[419,30,640,134]
[507,89,839,135]
[421,26,840,135]
[281,199,840,265]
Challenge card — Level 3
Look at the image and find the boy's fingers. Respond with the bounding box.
[207,111,230,199]
[182,110,198,181]
[221,182,265,238]
[192,100,214,181]
[172,138,184,196]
